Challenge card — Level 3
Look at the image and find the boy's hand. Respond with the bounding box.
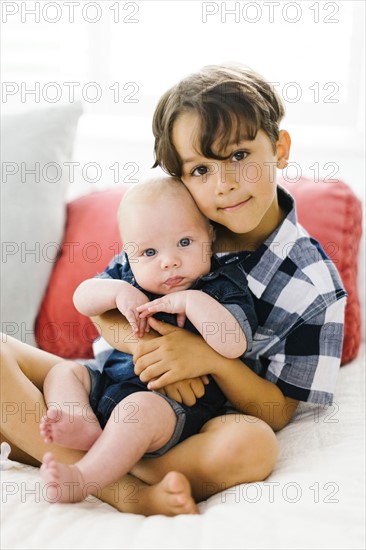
[115,286,150,338]
[134,318,218,388]
[136,291,188,328]
[157,377,209,406]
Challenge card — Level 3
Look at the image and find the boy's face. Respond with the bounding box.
[172,111,290,250]
[122,193,213,295]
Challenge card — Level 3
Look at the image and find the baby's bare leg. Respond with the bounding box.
[40,392,177,503]
[40,361,102,450]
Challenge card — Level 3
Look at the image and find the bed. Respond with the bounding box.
[1,103,365,550]
[1,343,364,550]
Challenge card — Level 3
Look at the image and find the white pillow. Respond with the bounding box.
[1,103,82,347]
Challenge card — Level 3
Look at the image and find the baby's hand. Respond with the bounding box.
[136,291,187,328]
[115,287,150,338]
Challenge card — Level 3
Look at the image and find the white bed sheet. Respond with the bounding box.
[1,345,365,550]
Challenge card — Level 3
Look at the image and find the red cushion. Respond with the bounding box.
[36,179,363,364]
[282,178,362,365]
[35,187,127,358]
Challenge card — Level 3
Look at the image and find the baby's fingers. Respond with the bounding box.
[139,316,150,335]
[136,303,156,319]
[138,299,167,314]
[134,316,150,338]
[176,312,186,328]
[124,309,141,337]
[138,309,152,320]
[136,303,150,313]
[124,310,137,330]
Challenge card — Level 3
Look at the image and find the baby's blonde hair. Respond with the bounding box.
[118,176,212,236]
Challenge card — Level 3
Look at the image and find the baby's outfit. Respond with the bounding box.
[84,252,258,456]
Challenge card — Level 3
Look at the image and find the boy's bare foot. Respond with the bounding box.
[41,452,199,515]
[41,452,89,503]
[40,405,102,451]
[135,471,200,516]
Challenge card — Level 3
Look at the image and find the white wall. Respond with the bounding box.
[2,0,365,329]
[2,1,365,200]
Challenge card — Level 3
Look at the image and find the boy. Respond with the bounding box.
[3,63,347,515]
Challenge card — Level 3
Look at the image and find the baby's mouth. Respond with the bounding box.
[164,277,184,287]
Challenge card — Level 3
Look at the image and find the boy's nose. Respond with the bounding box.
[214,166,240,195]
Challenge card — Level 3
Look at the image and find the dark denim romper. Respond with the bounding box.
[85,252,257,456]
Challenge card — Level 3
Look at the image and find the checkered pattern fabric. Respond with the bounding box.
[93,186,346,406]
[241,187,347,405]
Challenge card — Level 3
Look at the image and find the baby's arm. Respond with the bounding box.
[137,290,247,359]
[74,278,150,336]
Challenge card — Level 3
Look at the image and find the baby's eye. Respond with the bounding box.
[179,238,192,247]
[231,151,248,162]
[191,165,208,177]
[143,248,157,257]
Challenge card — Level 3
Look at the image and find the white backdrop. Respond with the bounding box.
[2,0,365,199]
[2,1,365,323]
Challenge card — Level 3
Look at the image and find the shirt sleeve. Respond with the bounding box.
[262,296,347,405]
[95,252,134,284]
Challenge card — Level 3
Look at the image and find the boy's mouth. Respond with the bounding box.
[219,198,251,212]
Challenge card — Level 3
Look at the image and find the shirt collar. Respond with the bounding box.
[243,186,303,299]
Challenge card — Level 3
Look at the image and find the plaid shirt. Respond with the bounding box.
[93,186,346,406]
[240,186,347,405]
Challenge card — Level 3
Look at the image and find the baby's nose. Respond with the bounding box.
[161,255,180,269]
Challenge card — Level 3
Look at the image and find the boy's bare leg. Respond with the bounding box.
[40,391,178,503]
[1,334,278,513]
[0,433,41,467]
[40,361,102,450]
[132,413,279,502]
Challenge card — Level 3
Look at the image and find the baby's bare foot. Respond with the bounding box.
[40,405,102,450]
[41,452,91,503]
[138,471,199,516]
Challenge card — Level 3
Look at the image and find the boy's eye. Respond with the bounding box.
[192,165,208,177]
[143,248,157,257]
[231,151,247,162]
[179,238,192,247]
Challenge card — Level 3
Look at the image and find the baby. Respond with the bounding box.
[40,176,257,503]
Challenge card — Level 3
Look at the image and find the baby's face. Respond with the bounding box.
[121,194,213,295]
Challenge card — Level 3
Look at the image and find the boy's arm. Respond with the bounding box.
[91,309,156,352]
[91,310,210,407]
[136,294,346,429]
[135,318,299,430]
[137,289,248,358]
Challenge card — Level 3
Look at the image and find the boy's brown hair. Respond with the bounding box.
[153,63,285,177]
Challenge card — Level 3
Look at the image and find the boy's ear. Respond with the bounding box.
[276,130,291,168]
